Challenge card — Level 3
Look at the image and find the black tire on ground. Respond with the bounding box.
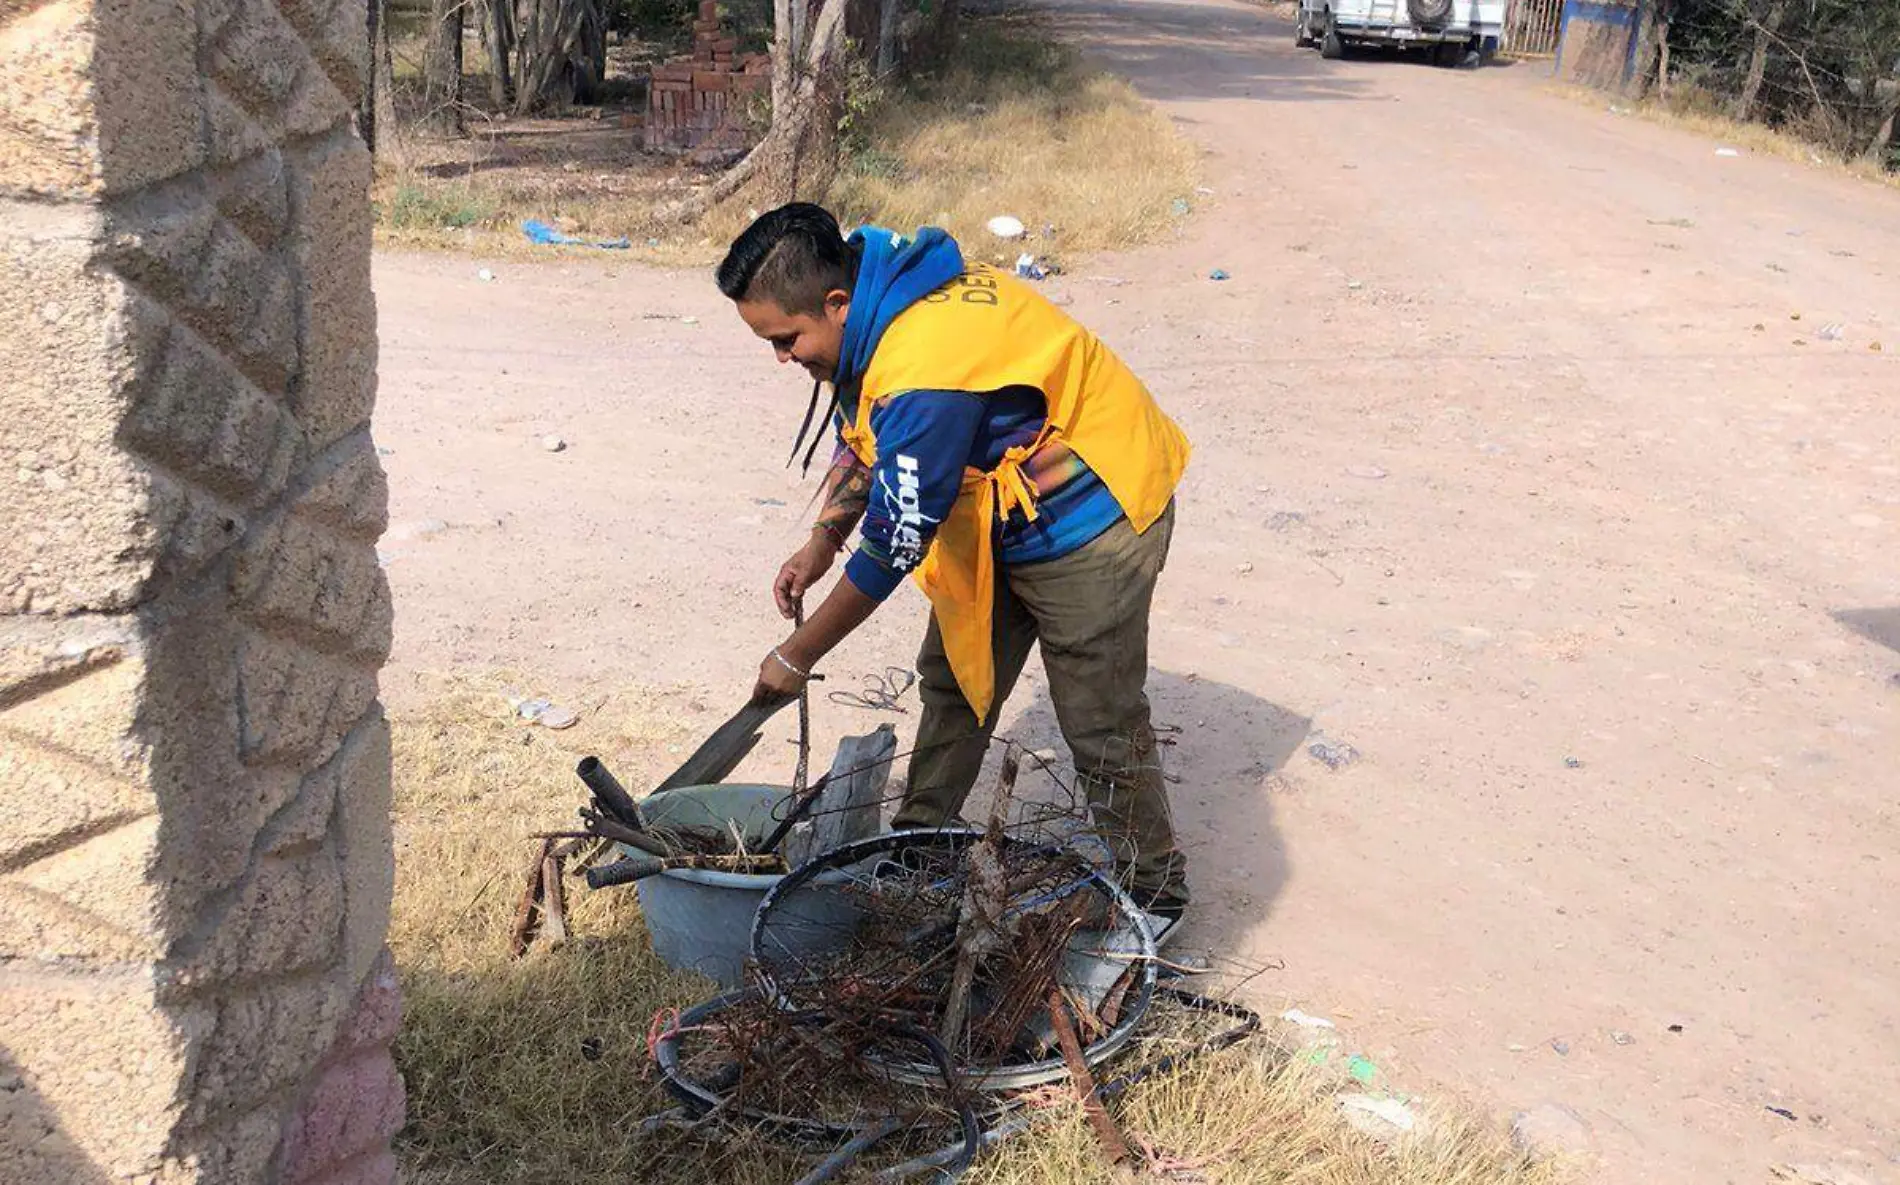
[1320,18,1346,59]
[1432,40,1462,67]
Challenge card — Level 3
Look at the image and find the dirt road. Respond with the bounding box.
[372,1,1900,1179]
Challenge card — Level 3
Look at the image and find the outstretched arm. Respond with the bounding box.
[754,391,984,701]
[773,448,874,618]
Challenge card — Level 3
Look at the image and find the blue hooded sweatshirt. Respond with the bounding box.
[837,227,1124,601]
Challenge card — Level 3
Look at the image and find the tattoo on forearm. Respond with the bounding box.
[817,457,871,536]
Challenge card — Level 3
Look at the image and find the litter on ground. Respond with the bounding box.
[521,219,632,249]
[1340,1094,1419,1135]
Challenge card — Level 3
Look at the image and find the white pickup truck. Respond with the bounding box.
[1295,0,1506,66]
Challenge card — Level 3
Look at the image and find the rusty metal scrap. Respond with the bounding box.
[1048,989,1132,1166]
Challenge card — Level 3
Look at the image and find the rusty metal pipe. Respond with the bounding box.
[576,755,645,829]
[584,853,664,889]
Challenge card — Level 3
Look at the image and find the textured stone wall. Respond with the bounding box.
[0,0,399,1178]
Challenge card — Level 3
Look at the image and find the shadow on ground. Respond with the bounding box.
[992,669,1310,953]
[410,115,694,182]
[1834,606,1900,654]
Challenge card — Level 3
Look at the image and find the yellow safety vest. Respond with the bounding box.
[838,265,1190,719]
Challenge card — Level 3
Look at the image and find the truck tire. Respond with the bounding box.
[1407,0,1453,28]
[1320,16,1346,59]
[1432,39,1462,67]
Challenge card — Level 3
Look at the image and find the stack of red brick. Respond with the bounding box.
[645,1,772,153]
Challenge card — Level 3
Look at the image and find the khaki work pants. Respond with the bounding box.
[892,504,1187,912]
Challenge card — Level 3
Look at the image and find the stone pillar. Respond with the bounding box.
[0,0,400,1178]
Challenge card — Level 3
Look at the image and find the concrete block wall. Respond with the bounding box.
[0,0,400,1178]
[645,0,771,154]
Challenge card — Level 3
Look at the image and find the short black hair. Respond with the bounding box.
[716,202,856,315]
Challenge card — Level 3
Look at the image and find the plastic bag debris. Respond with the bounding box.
[515,697,579,729]
[1340,1094,1418,1134]
[1308,737,1360,770]
[522,219,631,249]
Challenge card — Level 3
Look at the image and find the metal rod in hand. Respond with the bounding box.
[793,600,811,797]
[756,598,822,860]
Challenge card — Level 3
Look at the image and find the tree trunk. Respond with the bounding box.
[791,0,810,80]
[1656,15,1670,100]
[771,0,796,115]
[423,0,466,134]
[875,0,899,75]
[486,0,516,109]
[362,0,380,153]
[758,0,849,202]
[1860,85,1899,165]
[1628,0,1664,100]
[928,0,959,60]
[581,0,606,100]
[372,0,399,152]
[675,0,851,222]
[1734,0,1787,121]
[514,0,603,113]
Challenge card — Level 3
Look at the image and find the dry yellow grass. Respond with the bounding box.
[371,8,1200,264]
[828,9,1202,269]
[388,675,716,1184]
[390,675,1575,1185]
[1546,82,1900,192]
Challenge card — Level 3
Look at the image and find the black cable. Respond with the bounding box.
[790,1114,908,1185]
[891,1025,982,1180]
[1096,989,1261,1101]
